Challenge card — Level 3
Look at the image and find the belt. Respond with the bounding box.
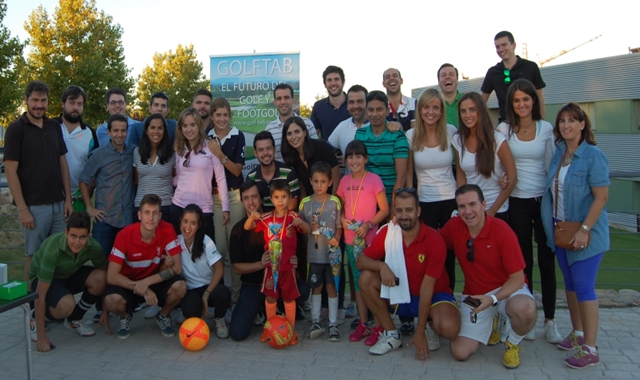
[213,187,238,194]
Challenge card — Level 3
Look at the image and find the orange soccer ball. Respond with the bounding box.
[263,315,294,349]
[179,317,210,351]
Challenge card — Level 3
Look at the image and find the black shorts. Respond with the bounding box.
[308,263,334,289]
[104,275,185,314]
[31,266,98,319]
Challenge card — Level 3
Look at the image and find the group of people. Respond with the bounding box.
[4,30,609,371]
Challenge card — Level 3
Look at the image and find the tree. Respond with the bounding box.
[136,44,209,120]
[23,0,134,127]
[299,104,312,119]
[0,0,25,126]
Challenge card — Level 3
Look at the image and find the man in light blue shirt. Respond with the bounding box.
[95,87,137,146]
[127,91,177,146]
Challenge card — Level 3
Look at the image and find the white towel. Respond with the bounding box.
[380,222,411,304]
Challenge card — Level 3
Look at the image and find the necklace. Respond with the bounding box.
[311,194,328,249]
[350,171,367,223]
[563,148,575,166]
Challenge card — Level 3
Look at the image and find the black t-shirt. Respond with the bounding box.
[481,56,546,121]
[229,217,265,284]
[287,139,339,196]
[4,113,68,206]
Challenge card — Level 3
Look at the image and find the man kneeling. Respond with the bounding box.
[104,194,186,339]
[358,189,460,360]
[29,211,108,352]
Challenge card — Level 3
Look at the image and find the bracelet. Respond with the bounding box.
[202,291,210,299]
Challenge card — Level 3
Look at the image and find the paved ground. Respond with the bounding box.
[1,302,639,380]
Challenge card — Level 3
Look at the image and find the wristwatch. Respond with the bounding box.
[490,294,499,307]
[222,156,228,164]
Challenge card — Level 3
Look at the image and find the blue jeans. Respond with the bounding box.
[92,221,122,312]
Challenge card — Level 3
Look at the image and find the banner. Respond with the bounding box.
[210,52,301,175]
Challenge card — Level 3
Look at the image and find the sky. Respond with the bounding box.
[4,0,639,106]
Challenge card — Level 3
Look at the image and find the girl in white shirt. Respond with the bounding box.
[496,79,561,343]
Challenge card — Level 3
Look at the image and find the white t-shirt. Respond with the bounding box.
[496,120,555,199]
[406,125,457,203]
[178,234,222,290]
[453,130,509,213]
[551,164,569,221]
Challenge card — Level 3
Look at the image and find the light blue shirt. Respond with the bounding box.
[541,140,610,265]
[127,118,177,147]
[96,116,138,147]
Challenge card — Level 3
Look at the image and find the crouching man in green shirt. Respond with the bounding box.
[29,211,109,352]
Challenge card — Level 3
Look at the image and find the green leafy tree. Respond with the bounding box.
[136,44,209,120]
[23,0,134,127]
[0,0,25,127]
[299,103,312,119]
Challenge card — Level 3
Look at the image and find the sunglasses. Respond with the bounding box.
[466,238,474,263]
[182,149,205,168]
[394,187,417,195]
[503,69,511,85]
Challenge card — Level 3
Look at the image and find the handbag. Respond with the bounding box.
[553,156,590,250]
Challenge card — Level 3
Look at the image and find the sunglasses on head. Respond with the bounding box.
[503,69,511,85]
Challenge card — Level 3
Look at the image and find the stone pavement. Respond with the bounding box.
[1,302,639,380]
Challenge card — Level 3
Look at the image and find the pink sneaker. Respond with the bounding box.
[557,331,584,351]
[565,345,600,369]
[349,322,372,342]
[364,326,383,346]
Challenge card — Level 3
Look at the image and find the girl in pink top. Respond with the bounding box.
[171,107,229,241]
[336,140,388,343]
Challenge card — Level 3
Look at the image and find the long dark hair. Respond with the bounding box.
[138,114,173,165]
[553,102,597,146]
[505,79,542,137]
[457,92,496,178]
[281,116,314,166]
[181,204,205,263]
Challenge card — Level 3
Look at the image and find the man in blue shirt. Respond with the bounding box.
[95,88,138,146]
[311,66,350,140]
[127,92,177,146]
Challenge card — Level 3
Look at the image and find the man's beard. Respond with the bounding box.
[63,111,82,124]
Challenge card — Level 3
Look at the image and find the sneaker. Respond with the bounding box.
[215,318,229,339]
[145,305,162,319]
[365,326,384,346]
[426,324,440,351]
[176,310,186,324]
[336,309,346,326]
[301,300,312,312]
[524,327,536,341]
[345,302,357,318]
[328,325,341,342]
[503,340,521,369]
[557,331,584,351]
[544,320,562,344]
[134,302,147,312]
[499,314,510,343]
[308,322,325,339]
[254,310,266,326]
[350,316,361,329]
[400,320,415,336]
[565,345,600,369]
[64,318,96,337]
[296,305,306,321]
[488,314,501,346]
[156,313,175,337]
[369,331,402,355]
[117,314,133,340]
[92,311,103,324]
[350,321,372,342]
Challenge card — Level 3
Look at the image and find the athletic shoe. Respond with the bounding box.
[503,340,521,369]
[336,309,346,326]
[328,325,341,342]
[215,318,229,339]
[499,314,511,343]
[365,326,384,346]
[426,324,440,351]
[254,310,266,326]
[400,320,415,336]
[544,320,563,344]
[350,316,361,329]
[117,314,133,339]
[369,331,402,355]
[349,321,372,342]
[134,302,147,312]
[557,331,584,351]
[488,314,501,346]
[345,302,357,318]
[156,313,175,337]
[301,300,312,312]
[309,322,325,339]
[92,311,103,324]
[565,345,600,369]
[296,305,306,321]
[145,305,162,319]
[524,327,536,341]
[64,318,96,337]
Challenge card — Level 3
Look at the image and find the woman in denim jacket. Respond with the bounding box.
[541,103,609,369]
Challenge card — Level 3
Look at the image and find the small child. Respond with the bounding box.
[336,140,389,344]
[245,179,310,345]
[298,162,343,341]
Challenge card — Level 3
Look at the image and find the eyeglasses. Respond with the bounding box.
[470,311,477,324]
[394,188,416,195]
[108,100,126,106]
[466,239,474,263]
[503,69,511,85]
[183,150,192,168]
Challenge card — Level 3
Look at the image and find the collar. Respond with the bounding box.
[106,140,129,153]
[208,126,239,145]
[20,112,51,127]
[474,213,494,240]
[499,55,523,70]
[255,161,285,181]
[54,115,88,130]
[275,112,300,125]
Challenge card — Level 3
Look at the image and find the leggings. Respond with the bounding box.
[555,247,603,302]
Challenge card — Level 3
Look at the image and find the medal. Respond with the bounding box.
[350,171,367,225]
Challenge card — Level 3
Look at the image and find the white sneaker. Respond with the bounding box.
[544,320,562,344]
[254,311,265,326]
[500,314,511,343]
[215,318,229,339]
[524,327,536,341]
[426,324,440,351]
[369,331,402,355]
[64,319,96,337]
[144,305,162,319]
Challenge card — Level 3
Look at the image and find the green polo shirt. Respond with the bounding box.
[28,232,106,283]
[444,91,464,128]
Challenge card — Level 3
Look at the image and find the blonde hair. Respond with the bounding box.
[174,107,206,157]
[412,88,448,152]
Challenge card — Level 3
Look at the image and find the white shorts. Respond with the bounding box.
[458,285,534,344]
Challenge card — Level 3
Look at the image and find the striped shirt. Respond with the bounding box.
[109,221,181,281]
[247,161,300,212]
[354,123,409,203]
[133,147,175,207]
[265,114,318,162]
